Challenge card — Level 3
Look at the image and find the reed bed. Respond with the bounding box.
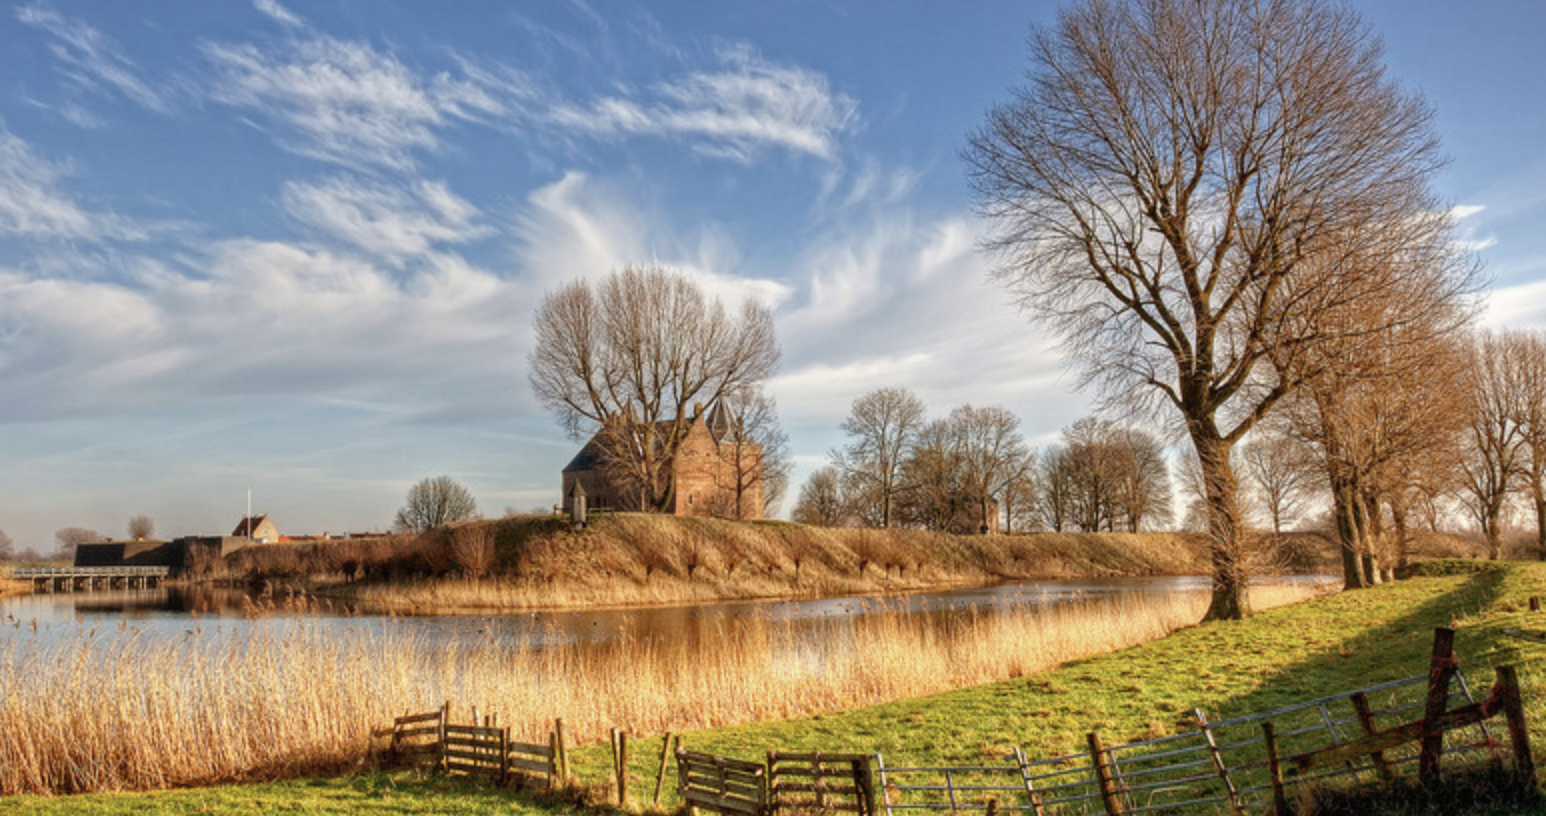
[0,581,1327,796]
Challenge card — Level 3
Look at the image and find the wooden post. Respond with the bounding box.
[1420,627,1457,787]
[499,726,511,786]
[556,718,569,785]
[1087,732,1124,816]
[612,727,629,806]
[1263,722,1287,816]
[985,799,998,816]
[654,732,674,805]
[1497,665,1538,789]
[1531,596,1541,612]
[1193,709,1244,816]
[439,700,451,772]
[855,754,878,816]
[1349,693,1394,783]
[1011,747,1047,816]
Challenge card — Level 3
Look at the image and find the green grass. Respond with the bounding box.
[11,560,1546,815]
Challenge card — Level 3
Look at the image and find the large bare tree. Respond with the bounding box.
[530,265,779,512]
[833,387,926,528]
[967,0,1459,619]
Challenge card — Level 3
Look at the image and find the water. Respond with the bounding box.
[0,574,1334,653]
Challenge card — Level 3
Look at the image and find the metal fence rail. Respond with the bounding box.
[876,666,1493,816]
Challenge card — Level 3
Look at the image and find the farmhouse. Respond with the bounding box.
[562,404,765,520]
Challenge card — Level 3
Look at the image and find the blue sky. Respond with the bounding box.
[1,1,1543,550]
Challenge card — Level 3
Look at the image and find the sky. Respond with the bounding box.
[1,1,1544,551]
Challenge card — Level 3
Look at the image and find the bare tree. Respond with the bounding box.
[898,417,971,532]
[1000,451,1040,533]
[832,387,926,528]
[1515,331,1546,560]
[952,405,1032,534]
[793,467,848,527]
[1039,446,1076,532]
[967,0,1464,619]
[0,528,12,561]
[54,527,101,559]
[128,515,155,541]
[712,386,791,519]
[1460,331,1530,559]
[529,265,780,512]
[450,524,497,580]
[1238,433,1319,536]
[394,476,479,534]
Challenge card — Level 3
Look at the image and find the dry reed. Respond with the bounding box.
[0,581,1326,796]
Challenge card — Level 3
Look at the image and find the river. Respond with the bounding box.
[0,574,1334,653]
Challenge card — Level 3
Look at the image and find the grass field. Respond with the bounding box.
[7,561,1546,813]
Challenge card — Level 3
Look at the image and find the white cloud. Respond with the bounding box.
[283,175,492,266]
[253,0,303,28]
[1484,276,1546,330]
[16,3,172,113]
[0,124,145,241]
[204,34,525,172]
[547,45,857,162]
[0,238,531,423]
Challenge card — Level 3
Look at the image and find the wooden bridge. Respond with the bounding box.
[12,566,170,592]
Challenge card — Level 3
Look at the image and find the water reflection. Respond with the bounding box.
[0,574,1333,654]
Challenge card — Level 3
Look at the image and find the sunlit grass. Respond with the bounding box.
[0,580,1326,796]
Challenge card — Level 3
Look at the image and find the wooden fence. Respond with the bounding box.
[372,703,565,789]
[372,628,1532,814]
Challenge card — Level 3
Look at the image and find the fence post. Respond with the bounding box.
[1011,747,1047,816]
[1420,627,1457,787]
[655,732,675,805]
[856,754,878,816]
[1497,665,1538,789]
[556,718,569,785]
[611,727,629,806]
[1263,722,1287,816]
[1087,732,1124,816]
[499,726,511,786]
[1193,709,1244,816]
[1349,692,1394,784]
[439,700,451,772]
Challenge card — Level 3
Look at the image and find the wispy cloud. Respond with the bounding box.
[204,34,527,172]
[0,124,145,241]
[547,45,857,162]
[16,3,173,114]
[253,0,304,29]
[283,175,492,266]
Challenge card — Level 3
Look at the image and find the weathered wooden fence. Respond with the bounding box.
[372,703,565,788]
[679,750,768,816]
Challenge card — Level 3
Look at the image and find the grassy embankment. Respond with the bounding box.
[228,512,1430,612]
[8,560,1546,814]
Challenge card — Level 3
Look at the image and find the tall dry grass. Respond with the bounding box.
[0,581,1326,796]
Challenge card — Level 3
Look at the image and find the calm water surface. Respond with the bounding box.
[0,575,1332,653]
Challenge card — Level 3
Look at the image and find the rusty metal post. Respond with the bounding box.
[1420,627,1457,787]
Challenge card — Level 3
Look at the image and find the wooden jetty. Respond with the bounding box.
[13,566,170,593]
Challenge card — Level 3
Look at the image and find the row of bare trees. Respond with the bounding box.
[800,388,1031,534]
[799,390,1177,536]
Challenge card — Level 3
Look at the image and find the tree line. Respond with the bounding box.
[792,388,1171,536]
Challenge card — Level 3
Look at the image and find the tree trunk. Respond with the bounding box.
[1330,471,1373,590]
[1362,491,1383,586]
[1391,500,1411,573]
[1194,432,1250,621]
[1534,485,1546,562]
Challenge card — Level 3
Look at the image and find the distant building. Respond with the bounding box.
[562,405,765,520]
[232,514,280,543]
